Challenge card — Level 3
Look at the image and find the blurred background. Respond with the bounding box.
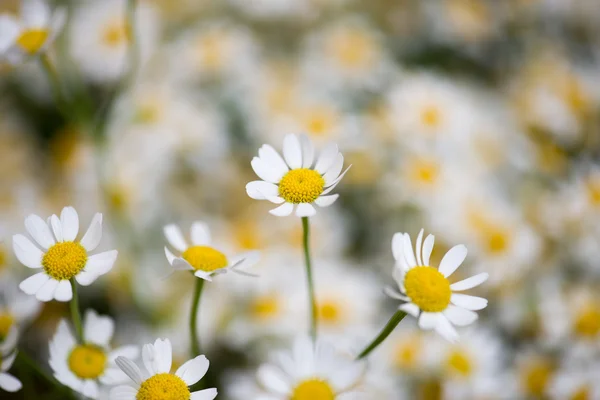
[1,0,600,398]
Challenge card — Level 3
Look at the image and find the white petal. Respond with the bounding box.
[415,229,424,266]
[36,278,59,302]
[314,194,339,207]
[251,157,284,184]
[246,181,279,200]
[53,280,72,302]
[434,315,459,343]
[438,244,468,277]
[193,270,213,281]
[443,305,478,326]
[269,202,294,217]
[1,352,16,371]
[295,203,316,217]
[402,233,417,268]
[163,224,187,252]
[175,355,209,386]
[154,338,172,374]
[314,143,339,174]
[12,234,43,269]
[300,134,315,168]
[228,251,260,270]
[19,273,49,295]
[115,357,143,385]
[283,134,302,169]
[258,144,289,176]
[109,385,137,400]
[331,363,365,392]
[450,294,488,311]
[60,206,79,242]
[85,250,117,277]
[321,165,351,194]
[399,303,420,317]
[190,222,211,246]
[75,271,98,286]
[257,365,290,395]
[391,233,404,262]
[82,380,99,399]
[422,234,435,266]
[266,195,285,204]
[142,344,158,376]
[84,310,114,347]
[450,273,489,291]
[50,215,63,242]
[322,153,344,186]
[173,258,194,271]
[191,388,218,400]
[0,327,19,354]
[164,247,176,265]
[383,286,405,300]
[25,214,55,249]
[0,16,20,53]
[80,213,103,251]
[22,0,51,27]
[418,312,440,330]
[109,346,140,363]
[0,373,22,392]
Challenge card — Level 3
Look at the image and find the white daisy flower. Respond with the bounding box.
[0,0,65,64]
[385,229,489,342]
[49,310,139,399]
[14,206,118,302]
[110,338,217,400]
[0,327,21,392]
[0,277,41,340]
[163,221,259,281]
[257,336,366,399]
[246,133,351,217]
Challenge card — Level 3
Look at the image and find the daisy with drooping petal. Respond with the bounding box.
[0,327,21,392]
[110,338,217,400]
[0,0,65,64]
[163,221,259,281]
[49,310,139,399]
[15,206,118,302]
[385,229,489,342]
[257,336,366,399]
[246,133,351,217]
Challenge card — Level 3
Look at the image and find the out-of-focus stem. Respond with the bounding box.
[302,216,318,342]
[190,278,205,357]
[69,279,83,343]
[39,54,68,116]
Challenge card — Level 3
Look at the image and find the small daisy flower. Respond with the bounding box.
[0,0,65,64]
[246,133,351,217]
[14,206,118,302]
[0,277,41,340]
[0,327,22,392]
[386,229,489,342]
[257,336,366,399]
[49,310,139,399]
[163,221,259,281]
[110,338,217,400]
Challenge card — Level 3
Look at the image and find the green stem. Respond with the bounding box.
[190,278,204,357]
[69,279,83,343]
[356,310,407,360]
[39,54,69,116]
[17,351,75,398]
[301,217,318,342]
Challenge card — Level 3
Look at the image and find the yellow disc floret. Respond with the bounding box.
[0,312,14,340]
[16,29,49,54]
[292,379,335,400]
[68,345,107,379]
[278,169,325,204]
[574,307,600,338]
[136,373,190,400]
[404,266,451,312]
[42,242,88,281]
[182,246,228,272]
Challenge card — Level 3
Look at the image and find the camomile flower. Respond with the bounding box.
[257,336,366,399]
[0,326,21,392]
[0,0,65,64]
[0,277,41,340]
[110,338,217,400]
[49,311,138,399]
[163,221,259,281]
[246,133,351,217]
[14,206,118,302]
[385,229,489,342]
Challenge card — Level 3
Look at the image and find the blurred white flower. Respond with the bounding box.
[15,206,117,302]
[0,327,21,392]
[549,361,600,400]
[0,277,41,340]
[49,311,139,399]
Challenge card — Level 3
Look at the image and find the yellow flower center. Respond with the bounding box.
[102,19,130,47]
[182,246,228,272]
[586,180,600,207]
[420,106,442,129]
[0,312,14,340]
[16,29,49,54]
[446,350,472,377]
[571,387,590,400]
[68,345,107,379]
[250,295,280,320]
[393,336,422,370]
[278,169,325,204]
[0,246,7,269]
[318,300,342,325]
[301,107,336,137]
[329,29,375,69]
[404,266,451,313]
[291,379,335,400]
[408,159,440,186]
[198,33,225,72]
[487,230,509,254]
[137,373,190,400]
[42,242,88,280]
[522,362,552,397]
[574,307,600,337]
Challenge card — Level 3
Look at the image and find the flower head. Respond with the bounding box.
[164,221,259,281]
[0,326,21,392]
[49,310,139,399]
[0,0,65,64]
[15,206,117,302]
[386,229,488,342]
[110,338,217,400]
[246,133,350,217]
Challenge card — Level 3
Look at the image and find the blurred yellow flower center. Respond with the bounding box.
[278,169,325,204]
[420,105,442,128]
[182,246,228,272]
[522,362,552,397]
[0,313,14,340]
[574,307,600,337]
[68,345,107,379]
[571,386,590,400]
[404,266,451,312]
[137,373,190,400]
[102,20,130,47]
[251,295,280,320]
[409,159,440,185]
[302,107,336,137]
[199,33,225,71]
[447,350,472,377]
[292,379,335,400]
[330,30,374,69]
[0,246,7,269]
[318,300,341,324]
[586,180,600,206]
[42,242,88,280]
[487,230,509,254]
[393,337,421,369]
[16,29,49,54]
